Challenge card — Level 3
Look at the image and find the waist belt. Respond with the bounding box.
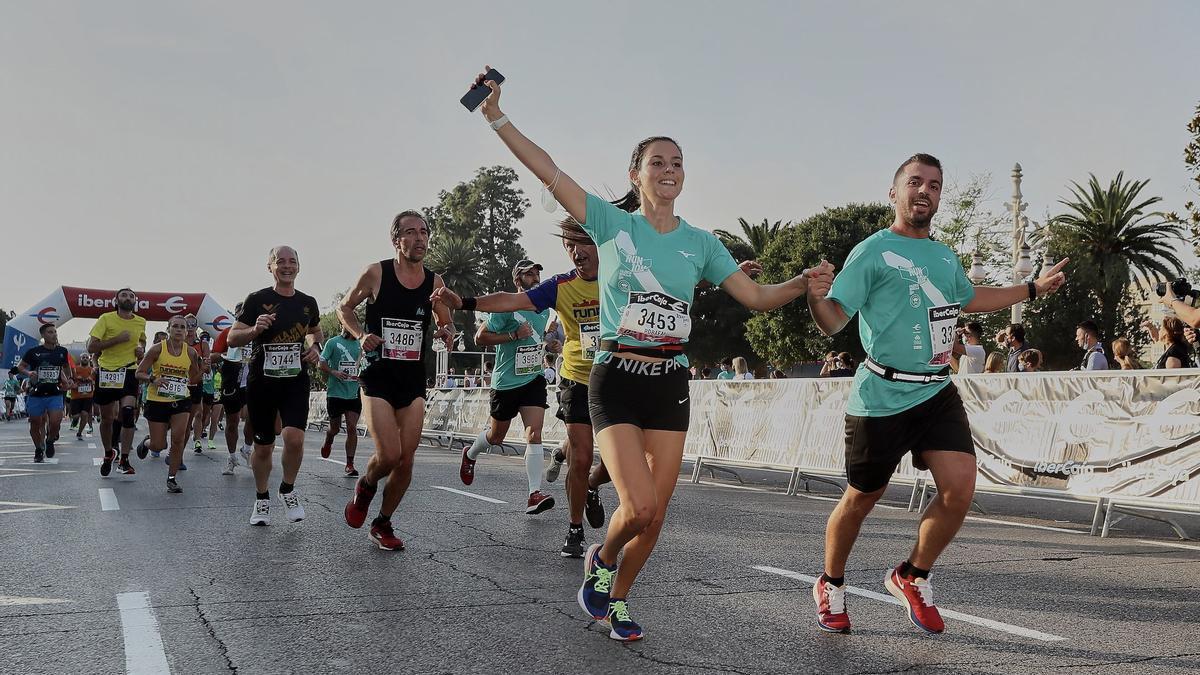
[599,339,685,359]
[865,357,950,384]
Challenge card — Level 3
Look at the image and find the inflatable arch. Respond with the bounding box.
[3,286,233,368]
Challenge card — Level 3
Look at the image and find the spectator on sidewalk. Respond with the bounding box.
[1018,348,1044,372]
[731,356,754,380]
[716,359,735,381]
[1111,337,1143,370]
[984,352,1006,373]
[821,352,856,378]
[1003,323,1033,372]
[1075,320,1109,370]
[1148,316,1190,369]
[951,321,986,374]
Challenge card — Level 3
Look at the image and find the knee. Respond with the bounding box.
[625,499,658,532]
[526,428,542,444]
[938,487,974,513]
[119,406,136,429]
[570,445,593,470]
[841,489,884,517]
[253,429,276,446]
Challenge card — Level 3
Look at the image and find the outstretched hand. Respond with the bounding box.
[1035,258,1069,297]
[806,260,836,299]
[430,286,463,311]
[474,65,503,120]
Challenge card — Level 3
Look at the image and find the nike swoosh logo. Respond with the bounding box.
[678,398,689,404]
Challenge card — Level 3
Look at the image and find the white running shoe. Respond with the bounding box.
[239,444,253,462]
[222,454,238,475]
[249,499,271,526]
[280,490,305,522]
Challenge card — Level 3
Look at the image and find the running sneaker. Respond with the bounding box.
[344,464,358,478]
[221,454,237,475]
[526,490,555,515]
[605,600,643,642]
[117,458,135,475]
[207,440,217,451]
[369,520,404,551]
[813,577,851,633]
[239,444,252,462]
[459,447,476,485]
[193,440,202,453]
[320,442,332,459]
[151,450,161,459]
[70,421,77,430]
[280,490,305,522]
[87,425,94,434]
[34,447,44,463]
[577,543,616,620]
[344,478,377,528]
[76,432,83,440]
[250,499,271,526]
[884,566,944,634]
[45,440,55,458]
[166,477,182,494]
[136,437,149,460]
[544,449,566,483]
[561,526,585,558]
[100,452,114,477]
[585,488,605,528]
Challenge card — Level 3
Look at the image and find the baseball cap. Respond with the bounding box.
[512,260,543,277]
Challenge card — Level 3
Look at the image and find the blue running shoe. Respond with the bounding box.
[577,543,615,620]
[165,455,187,471]
[605,599,643,641]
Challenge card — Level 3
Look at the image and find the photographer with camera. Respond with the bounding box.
[1158,278,1200,328]
[950,322,986,374]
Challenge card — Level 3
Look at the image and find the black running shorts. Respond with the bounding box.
[246,378,310,444]
[555,377,592,426]
[326,396,362,418]
[843,383,975,493]
[489,375,548,422]
[220,388,245,415]
[145,399,190,424]
[94,368,138,405]
[588,356,690,433]
[360,363,425,411]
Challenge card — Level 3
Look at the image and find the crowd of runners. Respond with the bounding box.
[5,64,1074,645]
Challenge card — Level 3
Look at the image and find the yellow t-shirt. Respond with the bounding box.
[89,311,147,370]
[525,269,600,385]
[147,341,193,403]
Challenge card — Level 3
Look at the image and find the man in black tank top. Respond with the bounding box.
[338,210,455,551]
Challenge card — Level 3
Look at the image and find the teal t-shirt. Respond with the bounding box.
[827,229,976,417]
[200,369,216,395]
[320,336,362,400]
[486,309,550,391]
[2,377,18,397]
[716,371,734,380]
[581,193,740,366]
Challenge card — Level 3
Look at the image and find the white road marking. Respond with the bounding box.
[1138,539,1200,552]
[0,501,75,515]
[320,456,348,466]
[792,492,905,511]
[0,595,71,606]
[88,443,97,449]
[116,592,171,675]
[431,485,507,504]
[99,488,120,511]
[753,565,1067,642]
[965,516,1087,534]
[94,457,103,466]
[0,469,76,478]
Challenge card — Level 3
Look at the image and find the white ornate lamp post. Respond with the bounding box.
[1005,164,1036,323]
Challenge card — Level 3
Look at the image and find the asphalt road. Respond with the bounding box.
[1,416,1198,675]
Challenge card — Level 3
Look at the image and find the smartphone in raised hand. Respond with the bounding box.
[460,68,505,112]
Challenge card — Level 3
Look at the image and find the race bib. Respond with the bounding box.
[927,304,960,366]
[77,382,94,395]
[37,365,60,384]
[617,291,691,344]
[99,368,126,389]
[382,318,422,361]
[202,372,214,385]
[263,343,302,378]
[579,322,600,360]
[157,376,190,400]
[338,359,360,379]
[515,344,545,376]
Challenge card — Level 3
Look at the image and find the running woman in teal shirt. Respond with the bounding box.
[471,66,829,641]
[807,154,1068,636]
[319,329,363,477]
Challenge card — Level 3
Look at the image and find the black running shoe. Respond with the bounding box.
[166,477,182,494]
[585,488,605,529]
[136,437,149,460]
[100,452,114,477]
[34,447,44,463]
[561,526,585,558]
[45,440,55,458]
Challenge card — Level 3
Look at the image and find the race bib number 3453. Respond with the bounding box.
[382,318,422,361]
[617,291,691,344]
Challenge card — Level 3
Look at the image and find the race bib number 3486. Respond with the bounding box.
[617,291,691,344]
[382,318,422,361]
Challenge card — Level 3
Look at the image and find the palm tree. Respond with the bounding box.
[1045,172,1184,339]
[425,233,489,351]
[714,218,790,258]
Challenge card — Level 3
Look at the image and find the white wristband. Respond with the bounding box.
[489,114,510,131]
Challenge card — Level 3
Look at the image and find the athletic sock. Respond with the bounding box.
[466,431,489,460]
[279,481,294,495]
[371,514,390,527]
[525,443,543,493]
[821,573,845,588]
[256,491,269,500]
[569,521,583,530]
[898,561,930,580]
[554,449,566,463]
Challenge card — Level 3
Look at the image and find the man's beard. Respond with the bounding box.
[118,300,135,311]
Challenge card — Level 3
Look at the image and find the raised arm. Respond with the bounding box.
[473,67,587,224]
[964,258,1069,313]
[429,285,536,314]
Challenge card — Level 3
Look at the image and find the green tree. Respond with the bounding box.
[687,233,756,369]
[746,203,894,364]
[423,165,531,295]
[1039,172,1184,346]
[425,233,490,352]
[713,217,789,257]
[1165,101,1200,256]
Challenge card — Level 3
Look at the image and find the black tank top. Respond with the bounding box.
[364,259,435,369]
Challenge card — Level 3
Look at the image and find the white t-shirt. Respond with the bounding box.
[736,373,754,380]
[957,344,986,374]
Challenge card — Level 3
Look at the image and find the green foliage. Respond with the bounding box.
[688,233,757,368]
[746,203,894,364]
[1036,172,1184,354]
[932,173,1009,281]
[1165,101,1200,256]
[714,218,790,258]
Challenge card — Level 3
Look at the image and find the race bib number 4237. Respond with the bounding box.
[617,291,691,344]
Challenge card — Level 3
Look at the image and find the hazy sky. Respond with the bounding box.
[3,1,1198,341]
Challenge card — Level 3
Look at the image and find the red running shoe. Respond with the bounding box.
[459,447,476,486]
[344,477,377,529]
[526,490,555,515]
[884,566,945,634]
[320,442,332,459]
[369,520,404,551]
[812,577,851,633]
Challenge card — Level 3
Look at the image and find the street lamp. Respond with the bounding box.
[968,251,987,285]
